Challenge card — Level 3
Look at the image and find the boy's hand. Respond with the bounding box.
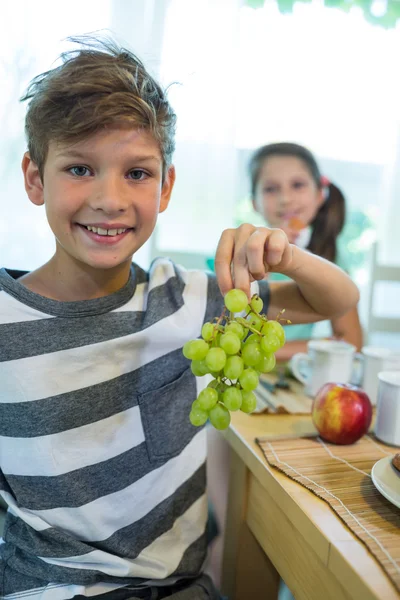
[215,224,294,297]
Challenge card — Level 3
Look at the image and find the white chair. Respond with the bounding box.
[367,242,400,343]
[149,229,211,271]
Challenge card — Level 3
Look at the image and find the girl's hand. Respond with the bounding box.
[214,224,294,297]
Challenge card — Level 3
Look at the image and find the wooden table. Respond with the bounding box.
[220,410,400,600]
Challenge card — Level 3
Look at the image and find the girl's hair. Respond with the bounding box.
[20,35,176,181]
[249,142,345,263]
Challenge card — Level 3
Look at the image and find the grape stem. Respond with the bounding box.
[275,308,291,324]
[216,308,227,326]
[235,317,262,337]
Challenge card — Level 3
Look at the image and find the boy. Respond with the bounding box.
[0,37,359,600]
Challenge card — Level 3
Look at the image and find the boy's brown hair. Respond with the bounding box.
[21,35,176,180]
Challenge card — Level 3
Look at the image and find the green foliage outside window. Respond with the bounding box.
[245,0,400,29]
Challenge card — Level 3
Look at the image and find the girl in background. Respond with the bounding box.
[207,144,362,594]
[249,142,362,358]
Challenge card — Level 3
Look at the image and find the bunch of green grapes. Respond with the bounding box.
[183,289,287,430]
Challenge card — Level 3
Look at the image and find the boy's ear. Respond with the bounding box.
[159,164,176,213]
[22,152,44,206]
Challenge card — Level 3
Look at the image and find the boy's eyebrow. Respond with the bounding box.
[56,150,160,163]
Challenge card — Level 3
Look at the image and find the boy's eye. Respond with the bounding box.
[69,166,90,177]
[128,169,147,181]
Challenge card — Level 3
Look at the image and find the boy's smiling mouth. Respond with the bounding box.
[84,225,128,236]
[77,222,134,244]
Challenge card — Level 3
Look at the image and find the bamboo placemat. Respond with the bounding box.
[256,434,400,591]
[254,373,312,414]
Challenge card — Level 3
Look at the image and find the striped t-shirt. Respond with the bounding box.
[0,258,270,600]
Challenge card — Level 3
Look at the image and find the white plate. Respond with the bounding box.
[371,455,400,509]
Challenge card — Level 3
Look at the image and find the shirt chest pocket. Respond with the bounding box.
[138,367,198,463]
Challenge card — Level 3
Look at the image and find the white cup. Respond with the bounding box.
[360,346,400,406]
[290,340,357,398]
[375,371,400,446]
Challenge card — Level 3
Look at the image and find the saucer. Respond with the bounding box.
[371,455,400,509]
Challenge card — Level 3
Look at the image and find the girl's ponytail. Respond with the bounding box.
[308,182,346,263]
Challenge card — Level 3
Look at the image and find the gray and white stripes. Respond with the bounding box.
[0,258,269,599]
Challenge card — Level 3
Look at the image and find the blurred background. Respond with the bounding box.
[1,0,400,345]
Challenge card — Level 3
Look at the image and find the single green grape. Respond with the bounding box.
[260,333,281,355]
[247,312,263,331]
[213,332,222,347]
[240,391,257,414]
[183,339,209,361]
[189,407,209,426]
[250,294,263,314]
[242,342,262,367]
[256,353,276,374]
[222,387,242,411]
[224,355,244,380]
[225,321,245,340]
[217,381,229,394]
[182,340,195,359]
[191,359,210,377]
[219,332,241,355]
[243,332,260,346]
[224,289,248,313]
[201,322,215,342]
[205,347,227,371]
[261,320,285,348]
[197,387,218,411]
[239,368,259,391]
[209,402,231,430]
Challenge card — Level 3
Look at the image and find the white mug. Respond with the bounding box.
[290,340,357,398]
[360,346,400,406]
[375,371,400,446]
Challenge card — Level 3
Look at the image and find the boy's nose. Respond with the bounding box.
[91,177,129,213]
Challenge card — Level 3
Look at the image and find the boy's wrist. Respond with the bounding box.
[275,244,305,279]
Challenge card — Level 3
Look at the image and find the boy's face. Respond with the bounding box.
[23,126,174,273]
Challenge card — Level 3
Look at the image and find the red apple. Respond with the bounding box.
[312,383,372,445]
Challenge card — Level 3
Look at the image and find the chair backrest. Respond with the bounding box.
[149,229,211,271]
[367,242,400,339]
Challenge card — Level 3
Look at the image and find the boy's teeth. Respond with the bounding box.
[85,226,127,235]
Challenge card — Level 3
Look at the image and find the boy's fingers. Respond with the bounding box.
[244,229,268,280]
[265,229,287,266]
[231,224,260,298]
[215,226,290,298]
[214,229,235,296]
[232,260,251,300]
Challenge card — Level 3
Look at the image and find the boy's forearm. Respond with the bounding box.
[269,246,360,323]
